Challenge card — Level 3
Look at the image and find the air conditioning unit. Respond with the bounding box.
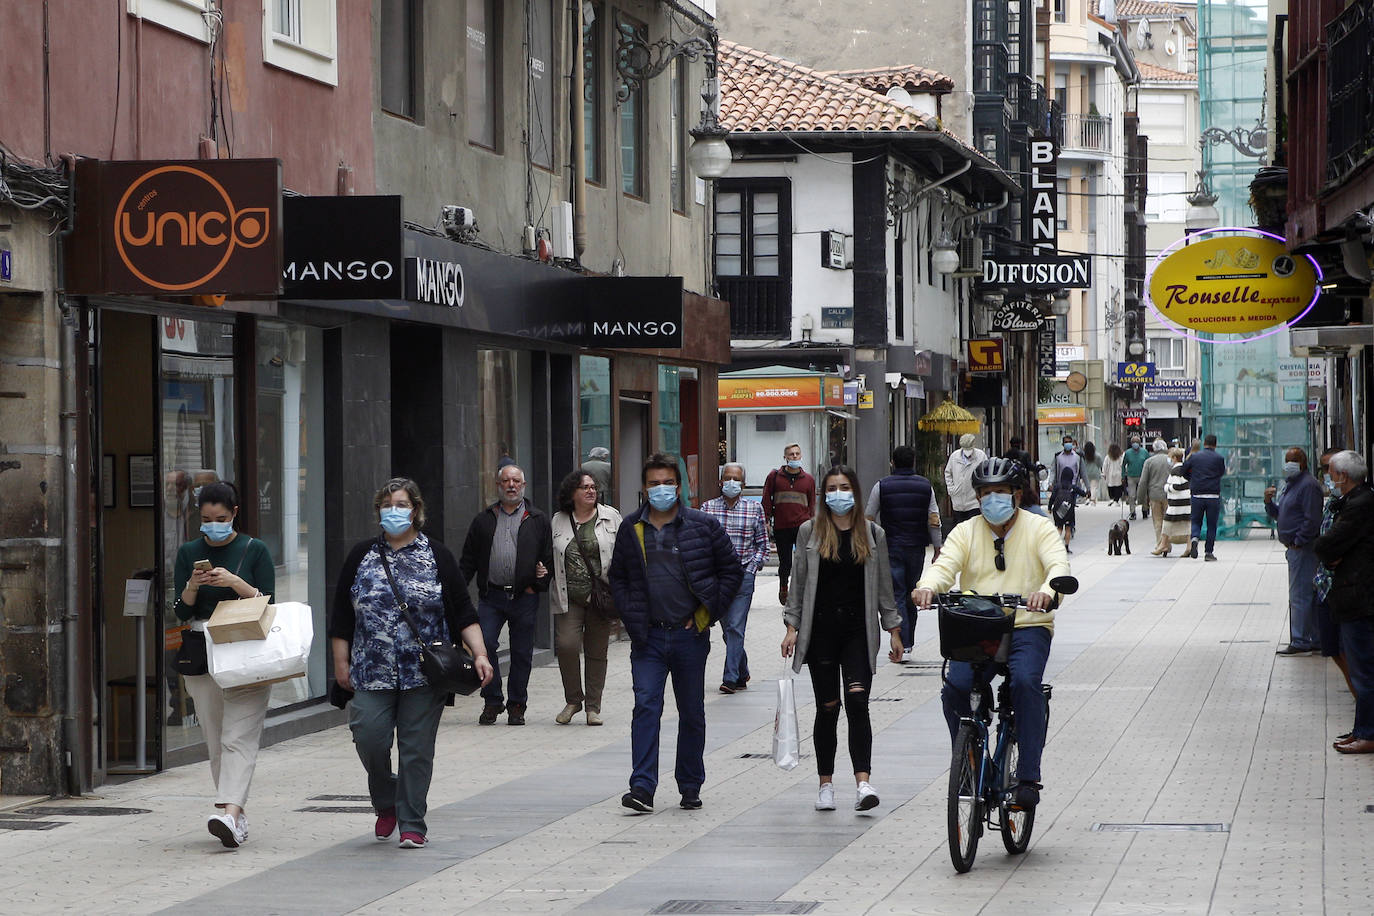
[549,201,574,260]
[953,236,984,277]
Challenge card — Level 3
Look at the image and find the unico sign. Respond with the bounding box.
[1146,229,1319,335]
[64,158,282,297]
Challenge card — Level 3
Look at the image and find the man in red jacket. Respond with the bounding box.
[762,443,816,605]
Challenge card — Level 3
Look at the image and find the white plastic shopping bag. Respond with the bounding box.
[773,662,801,770]
[207,602,313,689]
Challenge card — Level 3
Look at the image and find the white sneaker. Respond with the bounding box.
[235,813,248,843]
[855,781,879,811]
[815,783,836,811]
[901,648,914,664]
[207,813,246,848]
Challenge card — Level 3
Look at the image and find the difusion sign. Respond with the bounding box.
[1146,228,1321,339]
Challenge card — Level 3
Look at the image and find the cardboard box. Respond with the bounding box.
[207,595,276,642]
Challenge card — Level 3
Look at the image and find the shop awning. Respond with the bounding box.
[1290,325,1372,356]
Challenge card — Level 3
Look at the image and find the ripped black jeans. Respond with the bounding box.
[805,605,874,776]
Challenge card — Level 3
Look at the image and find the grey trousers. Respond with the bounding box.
[555,601,612,711]
[182,675,272,809]
[349,686,447,836]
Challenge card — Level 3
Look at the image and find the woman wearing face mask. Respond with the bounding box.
[172,481,276,848]
[1103,443,1126,505]
[550,470,622,725]
[782,466,902,813]
[329,478,493,849]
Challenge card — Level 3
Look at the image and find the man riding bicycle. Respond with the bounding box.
[911,457,1070,809]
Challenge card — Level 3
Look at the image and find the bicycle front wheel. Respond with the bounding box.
[948,722,983,873]
[1000,723,1035,855]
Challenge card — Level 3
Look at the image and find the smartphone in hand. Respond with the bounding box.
[194,559,213,572]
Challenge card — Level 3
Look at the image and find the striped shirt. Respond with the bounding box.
[700,495,770,574]
[1164,464,1191,523]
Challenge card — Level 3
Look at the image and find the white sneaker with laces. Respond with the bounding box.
[207,813,246,848]
[855,781,879,811]
[815,783,836,811]
[901,648,914,664]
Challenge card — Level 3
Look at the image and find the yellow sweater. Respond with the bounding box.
[915,510,1071,632]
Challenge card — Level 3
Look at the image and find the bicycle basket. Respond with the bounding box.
[938,596,1014,664]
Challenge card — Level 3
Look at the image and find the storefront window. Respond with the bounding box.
[478,349,531,503]
[159,317,236,754]
[579,355,611,456]
[255,322,327,708]
[658,364,685,499]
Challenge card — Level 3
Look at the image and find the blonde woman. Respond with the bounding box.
[782,465,902,813]
[1160,448,1192,556]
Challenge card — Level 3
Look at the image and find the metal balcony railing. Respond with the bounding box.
[718,276,791,339]
[1060,112,1113,153]
[1327,0,1373,185]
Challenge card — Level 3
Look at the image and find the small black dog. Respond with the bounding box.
[1108,519,1131,556]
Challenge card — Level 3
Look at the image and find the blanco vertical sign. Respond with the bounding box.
[1028,136,1058,255]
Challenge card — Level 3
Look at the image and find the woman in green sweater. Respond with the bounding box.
[173,481,275,849]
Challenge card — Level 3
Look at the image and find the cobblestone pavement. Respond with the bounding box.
[3,505,1371,915]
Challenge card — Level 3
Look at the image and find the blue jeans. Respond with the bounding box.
[1286,545,1320,650]
[1338,616,1374,740]
[630,625,710,797]
[478,590,538,706]
[942,626,1052,783]
[1190,497,1221,554]
[887,545,926,649]
[720,571,754,685]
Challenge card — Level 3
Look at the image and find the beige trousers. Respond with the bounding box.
[183,675,272,808]
[1150,499,1167,544]
[554,602,612,712]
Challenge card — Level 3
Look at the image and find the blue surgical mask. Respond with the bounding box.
[1063,443,1074,452]
[825,490,855,514]
[380,507,413,535]
[720,479,743,498]
[979,492,1015,525]
[1324,474,1335,491]
[200,520,234,542]
[647,484,679,511]
[1282,462,1301,480]
[786,459,802,470]
[1131,442,1141,450]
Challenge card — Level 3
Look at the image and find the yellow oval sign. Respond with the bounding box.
[1147,233,1316,334]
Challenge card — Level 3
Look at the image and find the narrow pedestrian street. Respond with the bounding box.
[3,505,1370,915]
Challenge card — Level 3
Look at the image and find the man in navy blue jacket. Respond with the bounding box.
[866,446,941,660]
[1180,434,1228,560]
[1266,448,1325,655]
[609,453,742,814]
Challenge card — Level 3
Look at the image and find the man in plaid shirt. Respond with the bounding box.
[702,463,770,694]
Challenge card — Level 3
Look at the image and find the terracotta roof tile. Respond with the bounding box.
[1137,60,1194,82]
[821,65,954,94]
[719,41,936,133]
[1091,0,1196,23]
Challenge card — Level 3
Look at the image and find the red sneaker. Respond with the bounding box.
[399,831,427,848]
[374,807,397,841]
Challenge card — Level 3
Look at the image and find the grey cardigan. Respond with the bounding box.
[783,519,902,674]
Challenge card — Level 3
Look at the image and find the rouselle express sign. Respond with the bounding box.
[64,158,282,297]
[1146,230,1319,334]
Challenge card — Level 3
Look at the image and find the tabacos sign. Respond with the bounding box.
[64,158,282,297]
[1146,228,1320,337]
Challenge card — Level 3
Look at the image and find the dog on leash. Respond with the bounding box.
[1108,519,1130,556]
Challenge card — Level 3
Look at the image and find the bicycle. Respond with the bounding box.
[934,576,1078,873]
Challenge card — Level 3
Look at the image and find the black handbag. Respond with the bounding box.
[378,539,482,696]
[573,524,618,620]
[174,629,209,676]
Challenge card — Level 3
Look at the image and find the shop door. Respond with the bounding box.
[618,398,650,514]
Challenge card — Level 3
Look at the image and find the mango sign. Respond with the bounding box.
[1147,230,1319,336]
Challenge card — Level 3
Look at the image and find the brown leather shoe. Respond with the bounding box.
[478,702,504,725]
[1334,738,1374,754]
[507,702,527,726]
[779,584,789,605]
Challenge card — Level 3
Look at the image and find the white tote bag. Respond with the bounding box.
[207,601,313,689]
[773,662,801,771]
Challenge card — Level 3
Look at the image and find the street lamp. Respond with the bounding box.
[933,232,960,274]
[1050,289,1071,317]
[687,77,732,179]
[1185,172,1220,233]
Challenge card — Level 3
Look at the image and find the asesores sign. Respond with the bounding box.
[1146,228,1319,337]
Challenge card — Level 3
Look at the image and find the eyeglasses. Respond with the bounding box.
[993,537,1006,572]
[577,484,598,491]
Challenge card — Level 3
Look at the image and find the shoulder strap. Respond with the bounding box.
[232,536,254,576]
[377,537,432,641]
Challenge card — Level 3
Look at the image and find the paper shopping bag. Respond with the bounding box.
[208,602,313,689]
[773,666,800,771]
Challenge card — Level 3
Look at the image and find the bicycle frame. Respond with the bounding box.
[954,665,1019,834]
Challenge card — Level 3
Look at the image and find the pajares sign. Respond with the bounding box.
[65,158,282,297]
